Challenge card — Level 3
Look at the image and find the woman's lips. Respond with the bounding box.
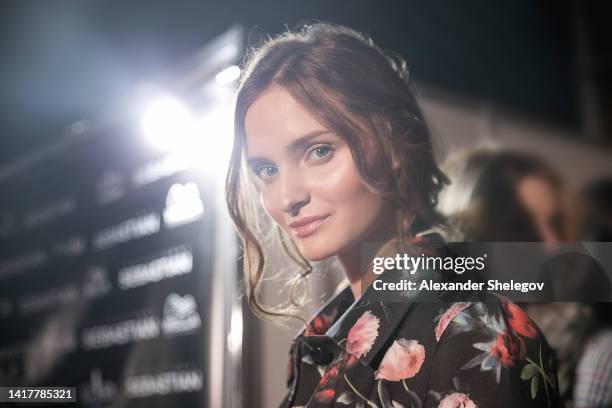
[289,215,330,238]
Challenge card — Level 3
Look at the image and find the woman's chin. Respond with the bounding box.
[297,244,336,263]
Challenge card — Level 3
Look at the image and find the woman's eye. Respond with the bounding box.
[255,165,278,180]
[307,145,332,161]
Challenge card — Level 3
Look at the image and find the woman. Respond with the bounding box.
[226,23,560,408]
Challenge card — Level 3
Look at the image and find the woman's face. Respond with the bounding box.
[244,85,395,261]
[517,176,561,243]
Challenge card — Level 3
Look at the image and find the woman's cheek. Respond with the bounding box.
[321,161,366,205]
[311,151,356,192]
[260,189,282,227]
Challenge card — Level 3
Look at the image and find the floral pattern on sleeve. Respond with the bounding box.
[280,295,561,408]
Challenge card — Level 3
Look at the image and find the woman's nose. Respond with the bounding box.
[278,172,309,216]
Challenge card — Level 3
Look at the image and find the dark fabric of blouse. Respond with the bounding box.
[278,241,561,408]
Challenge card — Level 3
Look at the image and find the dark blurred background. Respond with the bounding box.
[1,0,611,167]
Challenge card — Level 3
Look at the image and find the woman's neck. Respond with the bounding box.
[338,238,400,300]
[337,209,401,299]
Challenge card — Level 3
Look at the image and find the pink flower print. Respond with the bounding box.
[435,302,471,341]
[346,310,380,359]
[375,339,425,381]
[438,392,477,408]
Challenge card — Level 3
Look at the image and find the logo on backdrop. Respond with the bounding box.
[125,367,203,398]
[81,315,161,350]
[16,266,111,316]
[132,154,188,187]
[95,170,126,205]
[92,211,161,251]
[0,331,76,369]
[118,247,193,290]
[162,183,204,228]
[81,367,118,405]
[18,284,79,315]
[80,293,200,349]
[161,293,201,335]
[23,198,76,230]
[0,249,48,280]
[82,266,112,299]
[52,234,87,258]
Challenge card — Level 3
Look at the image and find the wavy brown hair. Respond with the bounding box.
[225,23,448,321]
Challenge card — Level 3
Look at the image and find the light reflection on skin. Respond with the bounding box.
[244,85,396,298]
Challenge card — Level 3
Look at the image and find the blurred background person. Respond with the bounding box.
[437,148,566,243]
[573,302,612,408]
[571,180,612,408]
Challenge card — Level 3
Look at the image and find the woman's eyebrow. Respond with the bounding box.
[246,129,332,166]
[286,130,332,155]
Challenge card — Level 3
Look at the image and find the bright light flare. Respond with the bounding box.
[215,65,241,85]
[139,93,235,176]
[227,304,243,354]
[141,95,196,151]
[172,106,234,171]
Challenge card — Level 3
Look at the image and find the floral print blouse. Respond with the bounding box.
[279,243,561,408]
